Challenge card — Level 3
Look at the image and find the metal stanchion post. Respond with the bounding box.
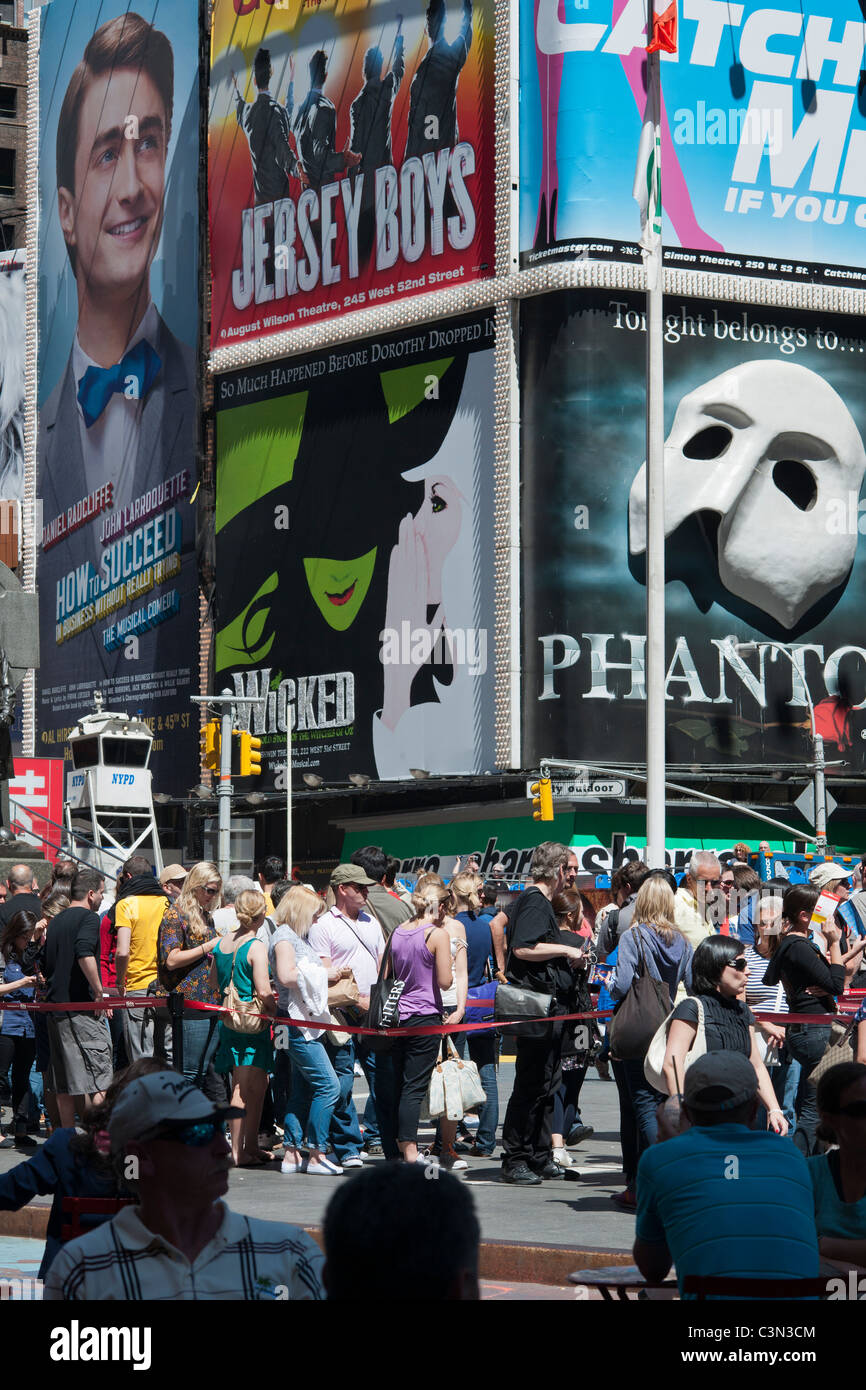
[168,992,184,1072]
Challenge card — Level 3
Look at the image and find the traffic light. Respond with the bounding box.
[530,776,554,822]
[239,731,262,777]
[201,720,220,771]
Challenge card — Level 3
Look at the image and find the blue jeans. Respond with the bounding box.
[182,1017,223,1103]
[772,1046,801,1133]
[325,1038,366,1160]
[621,1056,664,1156]
[453,1033,499,1152]
[324,1036,399,1160]
[283,1034,340,1151]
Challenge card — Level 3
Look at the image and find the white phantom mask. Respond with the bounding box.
[628,360,866,630]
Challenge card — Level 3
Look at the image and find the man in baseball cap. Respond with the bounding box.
[809,862,852,895]
[632,1053,818,1297]
[307,863,398,1164]
[45,1072,325,1301]
[159,862,188,902]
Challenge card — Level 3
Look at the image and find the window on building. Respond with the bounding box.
[0,148,14,195]
[0,87,15,119]
[0,5,14,27]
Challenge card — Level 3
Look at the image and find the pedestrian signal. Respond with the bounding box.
[530,777,554,822]
[239,731,262,777]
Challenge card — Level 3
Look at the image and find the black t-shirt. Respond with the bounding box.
[671,993,755,1056]
[763,932,846,1014]
[43,906,101,1005]
[506,887,572,1002]
[0,893,42,929]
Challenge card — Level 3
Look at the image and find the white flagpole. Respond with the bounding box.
[645,37,666,868]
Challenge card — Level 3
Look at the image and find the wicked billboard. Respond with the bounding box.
[521,289,866,772]
[214,310,497,784]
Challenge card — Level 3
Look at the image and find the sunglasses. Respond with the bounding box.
[727,957,748,972]
[155,1120,227,1147]
[200,886,220,896]
[833,1102,866,1118]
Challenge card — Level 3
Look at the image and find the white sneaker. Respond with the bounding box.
[341,1155,364,1169]
[280,1152,304,1174]
[440,1148,469,1172]
[414,1153,439,1167]
[552,1147,572,1167]
[306,1155,344,1176]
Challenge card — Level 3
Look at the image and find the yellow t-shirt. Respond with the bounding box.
[116,895,168,992]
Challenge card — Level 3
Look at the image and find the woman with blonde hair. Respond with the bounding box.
[157,861,224,1100]
[213,889,276,1167]
[387,883,453,1165]
[608,874,693,1209]
[271,884,352,1176]
[448,872,499,1159]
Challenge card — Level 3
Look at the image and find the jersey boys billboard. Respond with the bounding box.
[521,0,866,283]
[209,0,495,346]
[36,2,201,794]
[521,290,866,771]
[214,311,497,784]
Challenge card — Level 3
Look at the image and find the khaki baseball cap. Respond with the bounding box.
[159,863,188,886]
[108,1072,243,1153]
[809,862,851,891]
[330,863,376,887]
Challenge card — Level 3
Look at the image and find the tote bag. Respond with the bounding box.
[608,927,672,1061]
[644,995,707,1093]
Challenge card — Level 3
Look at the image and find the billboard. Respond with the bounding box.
[214,309,497,783]
[9,757,64,863]
[36,2,201,794]
[0,251,25,502]
[521,289,866,774]
[209,0,495,347]
[521,0,866,284]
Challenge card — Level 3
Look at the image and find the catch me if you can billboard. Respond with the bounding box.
[521,0,866,283]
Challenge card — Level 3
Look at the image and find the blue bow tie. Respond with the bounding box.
[77,338,162,429]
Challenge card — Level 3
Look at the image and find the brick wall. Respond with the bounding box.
[0,13,26,252]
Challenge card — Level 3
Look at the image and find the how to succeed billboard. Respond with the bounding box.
[36,1,201,794]
[521,289,866,772]
[210,0,496,347]
[521,0,866,284]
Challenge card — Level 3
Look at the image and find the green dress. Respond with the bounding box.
[213,937,274,1072]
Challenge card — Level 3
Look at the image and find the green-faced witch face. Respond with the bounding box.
[303,548,377,630]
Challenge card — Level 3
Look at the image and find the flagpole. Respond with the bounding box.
[645,38,666,868]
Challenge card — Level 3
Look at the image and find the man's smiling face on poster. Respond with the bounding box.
[58,66,168,305]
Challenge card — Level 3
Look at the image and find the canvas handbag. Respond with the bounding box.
[222,943,269,1034]
[808,1015,858,1087]
[608,927,672,1061]
[643,995,707,1093]
[425,1038,487,1121]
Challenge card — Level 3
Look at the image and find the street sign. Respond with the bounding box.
[793,784,837,828]
[526,776,627,800]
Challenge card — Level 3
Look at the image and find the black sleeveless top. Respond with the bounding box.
[671,992,755,1056]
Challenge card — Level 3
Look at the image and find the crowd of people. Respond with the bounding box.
[0,838,864,1299]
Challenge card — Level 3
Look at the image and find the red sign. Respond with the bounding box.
[9,758,65,863]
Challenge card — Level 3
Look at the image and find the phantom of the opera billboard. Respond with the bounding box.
[522,290,866,773]
[521,0,866,284]
[214,311,497,785]
[209,0,496,346]
[35,2,201,794]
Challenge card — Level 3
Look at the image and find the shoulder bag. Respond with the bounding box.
[643,995,707,1093]
[221,942,269,1034]
[608,926,672,1061]
[493,893,556,1040]
[424,1037,487,1121]
[808,1015,858,1087]
[363,931,406,1053]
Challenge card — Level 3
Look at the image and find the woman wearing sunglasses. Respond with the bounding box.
[662,935,788,1135]
[157,863,224,1101]
[810,1062,866,1268]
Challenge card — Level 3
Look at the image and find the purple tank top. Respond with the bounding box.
[389,923,443,1021]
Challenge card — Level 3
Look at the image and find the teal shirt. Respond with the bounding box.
[636,1125,819,1297]
[808,1153,866,1242]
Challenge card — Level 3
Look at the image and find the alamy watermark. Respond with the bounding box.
[673,103,783,156]
[380,621,488,676]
